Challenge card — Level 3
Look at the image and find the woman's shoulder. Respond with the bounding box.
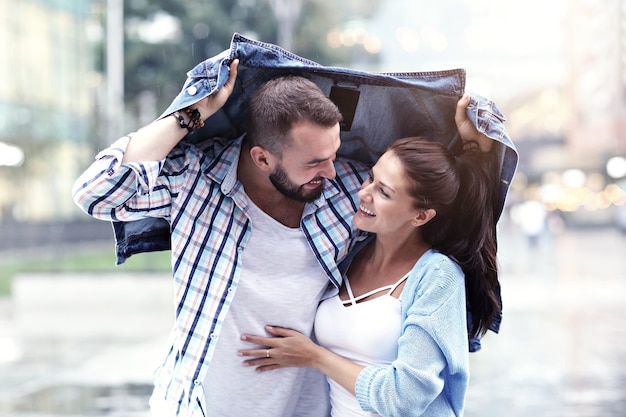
[413,249,463,276]
[402,250,465,311]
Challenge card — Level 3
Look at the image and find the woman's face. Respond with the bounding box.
[353,150,422,236]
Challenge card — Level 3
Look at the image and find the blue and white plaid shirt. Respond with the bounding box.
[72,134,368,415]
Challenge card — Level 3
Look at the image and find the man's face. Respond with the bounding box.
[269,163,323,202]
[269,120,341,202]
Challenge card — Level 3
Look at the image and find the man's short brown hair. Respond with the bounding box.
[246,75,342,156]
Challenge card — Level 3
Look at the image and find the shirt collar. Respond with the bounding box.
[196,134,244,195]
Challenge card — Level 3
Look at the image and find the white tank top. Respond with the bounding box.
[314,273,408,417]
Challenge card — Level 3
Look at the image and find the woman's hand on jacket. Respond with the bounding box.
[455,93,493,153]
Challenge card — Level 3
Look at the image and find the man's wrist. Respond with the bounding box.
[170,111,191,130]
[169,107,205,132]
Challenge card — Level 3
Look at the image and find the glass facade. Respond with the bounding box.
[0,0,96,220]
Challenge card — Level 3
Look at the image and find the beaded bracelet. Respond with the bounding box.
[184,107,204,130]
[171,111,189,131]
[170,107,205,132]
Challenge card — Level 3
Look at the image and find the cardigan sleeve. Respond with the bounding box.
[354,251,470,416]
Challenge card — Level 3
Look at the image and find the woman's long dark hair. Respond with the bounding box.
[388,137,499,337]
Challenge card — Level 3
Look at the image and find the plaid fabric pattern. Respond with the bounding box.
[72,134,368,415]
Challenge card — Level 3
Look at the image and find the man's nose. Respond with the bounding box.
[320,159,336,179]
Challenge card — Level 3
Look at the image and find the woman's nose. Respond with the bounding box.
[357,183,372,200]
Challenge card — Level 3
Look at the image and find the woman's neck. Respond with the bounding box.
[349,233,430,285]
[369,233,429,271]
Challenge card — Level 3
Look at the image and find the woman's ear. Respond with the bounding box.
[413,208,437,227]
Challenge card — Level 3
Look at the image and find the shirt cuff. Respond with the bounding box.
[95,134,165,195]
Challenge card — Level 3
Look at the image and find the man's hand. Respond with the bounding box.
[196,59,239,120]
[455,93,493,153]
[123,59,240,163]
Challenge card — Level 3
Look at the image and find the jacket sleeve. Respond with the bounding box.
[71,135,176,222]
[354,253,469,416]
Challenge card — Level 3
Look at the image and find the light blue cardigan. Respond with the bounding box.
[346,239,469,416]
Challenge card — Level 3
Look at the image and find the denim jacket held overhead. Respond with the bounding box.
[109,33,518,349]
[114,32,517,263]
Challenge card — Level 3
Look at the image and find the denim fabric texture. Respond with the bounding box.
[113,32,518,266]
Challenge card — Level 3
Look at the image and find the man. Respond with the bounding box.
[73,59,368,416]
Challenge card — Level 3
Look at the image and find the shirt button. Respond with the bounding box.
[210,333,217,339]
[227,287,234,293]
[187,85,197,95]
[194,380,201,385]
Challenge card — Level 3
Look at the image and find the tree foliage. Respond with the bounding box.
[117,0,381,118]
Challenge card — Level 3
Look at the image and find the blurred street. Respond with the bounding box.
[466,219,626,417]
[1,221,626,416]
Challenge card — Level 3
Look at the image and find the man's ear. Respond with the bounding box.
[249,146,274,172]
[413,208,437,227]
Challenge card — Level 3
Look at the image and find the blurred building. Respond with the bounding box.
[489,1,626,227]
[0,0,96,222]
[567,0,626,159]
[535,0,626,225]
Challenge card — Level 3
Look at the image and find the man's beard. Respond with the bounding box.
[269,164,324,203]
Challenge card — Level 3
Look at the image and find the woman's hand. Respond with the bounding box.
[239,325,323,372]
[455,93,493,153]
[241,325,365,396]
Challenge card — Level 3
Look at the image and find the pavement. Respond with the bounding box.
[1,221,625,416]
[0,273,173,416]
[465,221,626,417]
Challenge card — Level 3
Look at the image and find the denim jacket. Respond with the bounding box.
[111,33,518,350]
[114,33,517,262]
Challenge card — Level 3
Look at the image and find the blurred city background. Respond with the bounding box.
[1,0,625,416]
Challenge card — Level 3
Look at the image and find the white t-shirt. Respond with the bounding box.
[203,197,330,416]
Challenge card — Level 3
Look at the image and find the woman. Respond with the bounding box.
[239,97,500,416]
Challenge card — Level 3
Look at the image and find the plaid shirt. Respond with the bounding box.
[72,134,368,415]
